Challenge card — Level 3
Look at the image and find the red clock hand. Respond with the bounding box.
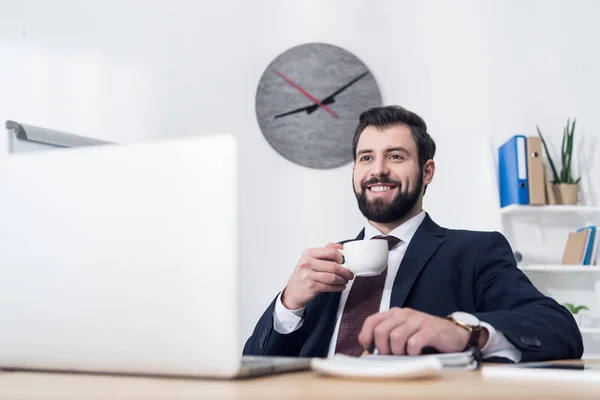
[273,70,339,118]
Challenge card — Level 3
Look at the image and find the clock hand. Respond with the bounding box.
[319,71,370,105]
[273,70,339,118]
[274,104,314,119]
[275,72,367,119]
[272,71,367,119]
[306,98,334,114]
[274,98,336,119]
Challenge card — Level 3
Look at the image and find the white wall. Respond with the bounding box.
[1,0,599,348]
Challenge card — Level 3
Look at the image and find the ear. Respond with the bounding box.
[422,159,435,186]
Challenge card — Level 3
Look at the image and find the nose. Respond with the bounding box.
[370,158,389,177]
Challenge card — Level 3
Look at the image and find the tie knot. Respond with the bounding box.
[371,235,400,250]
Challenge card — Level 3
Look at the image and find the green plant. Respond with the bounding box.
[536,118,581,184]
[563,303,589,314]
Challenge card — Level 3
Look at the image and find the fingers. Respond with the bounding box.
[369,310,421,355]
[326,242,343,250]
[372,317,404,355]
[405,327,435,356]
[358,311,394,350]
[318,283,347,293]
[359,309,465,356]
[305,246,344,265]
[303,277,346,293]
[389,319,422,355]
[286,242,352,310]
[308,261,354,281]
[309,270,350,286]
[359,308,429,355]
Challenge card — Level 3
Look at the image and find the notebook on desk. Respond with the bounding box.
[311,348,482,379]
[362,347,482,370]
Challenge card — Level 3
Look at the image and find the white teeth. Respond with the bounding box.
[370,186,392,192]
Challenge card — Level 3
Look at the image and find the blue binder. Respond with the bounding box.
[577,226,596,265]
[498,135,529,208]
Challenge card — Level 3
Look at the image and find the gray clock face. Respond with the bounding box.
[255,43,382,169]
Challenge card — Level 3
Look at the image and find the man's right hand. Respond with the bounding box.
[281,243,354,310]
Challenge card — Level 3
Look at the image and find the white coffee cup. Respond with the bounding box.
[339,239,389,277]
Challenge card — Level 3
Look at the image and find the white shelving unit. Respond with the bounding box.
[519,265,600,273]
[500,204,600,218]
[499,204,600,358]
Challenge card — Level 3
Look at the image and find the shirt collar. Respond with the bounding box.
[363,210,427,245]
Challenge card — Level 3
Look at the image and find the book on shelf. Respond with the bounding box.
[498,135,546,208]
[561,226,598,265]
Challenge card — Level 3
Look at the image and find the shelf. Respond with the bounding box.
[580,327,600,334]
[519,264,600,272]
[500,204,600,217]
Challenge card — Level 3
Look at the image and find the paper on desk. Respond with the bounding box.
[481,363,600,383]
[311,354,443,380]
[362,350,479,370]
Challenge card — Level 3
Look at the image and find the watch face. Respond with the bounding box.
[452,312,480,327]
[255,43,382,169]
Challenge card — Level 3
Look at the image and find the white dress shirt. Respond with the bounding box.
[273,211,522,362]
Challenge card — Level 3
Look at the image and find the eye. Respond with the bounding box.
[359,155,373,162]
[390,153,405,160]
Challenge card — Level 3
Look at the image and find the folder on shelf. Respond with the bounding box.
[591,228,600,265]
[526,137,546,205]
[561,230,589,265]
[498,135,529,208]
[577,226,596,266]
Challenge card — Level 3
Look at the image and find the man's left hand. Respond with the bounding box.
[358,307,489,355]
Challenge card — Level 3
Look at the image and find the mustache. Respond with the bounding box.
[361,176,402,190]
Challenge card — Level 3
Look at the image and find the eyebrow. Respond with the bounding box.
[356,147,411,157]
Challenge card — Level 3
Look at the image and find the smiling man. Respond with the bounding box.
[243,105,583,362]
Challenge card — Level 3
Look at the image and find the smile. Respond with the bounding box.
[368,185,396,193]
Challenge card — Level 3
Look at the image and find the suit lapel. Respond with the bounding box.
[390,213,445,307]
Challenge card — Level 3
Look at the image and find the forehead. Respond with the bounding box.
[356,124,416,153]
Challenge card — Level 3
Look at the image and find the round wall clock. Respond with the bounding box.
[255,43,382,169]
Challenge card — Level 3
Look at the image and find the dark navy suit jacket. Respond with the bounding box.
[243,214,583,362]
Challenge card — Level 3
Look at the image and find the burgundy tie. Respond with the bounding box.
[334,235,401,356]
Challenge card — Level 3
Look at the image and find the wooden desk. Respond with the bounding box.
[0,361,598,400]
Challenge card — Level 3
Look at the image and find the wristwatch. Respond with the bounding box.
[447,311,482,350]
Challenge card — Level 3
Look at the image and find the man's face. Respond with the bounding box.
[353,124,425,223]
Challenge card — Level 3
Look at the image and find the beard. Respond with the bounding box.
[354,173,423,223]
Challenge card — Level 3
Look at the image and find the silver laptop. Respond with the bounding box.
[0,134,310,378]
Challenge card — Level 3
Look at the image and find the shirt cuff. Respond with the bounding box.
[479,321,522,363]
[272,291,305,334]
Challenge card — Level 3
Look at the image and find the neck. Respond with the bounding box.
[368,202,423,235]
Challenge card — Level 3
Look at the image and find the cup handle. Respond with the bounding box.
[338,249,345,265]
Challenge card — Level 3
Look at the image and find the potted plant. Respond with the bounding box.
[563,303,589,327]
[537,118,580,205]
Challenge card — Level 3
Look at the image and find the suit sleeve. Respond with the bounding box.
[242,294,309,357]
[471,232,583,362]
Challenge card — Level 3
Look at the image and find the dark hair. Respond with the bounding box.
[352,105,436,168]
